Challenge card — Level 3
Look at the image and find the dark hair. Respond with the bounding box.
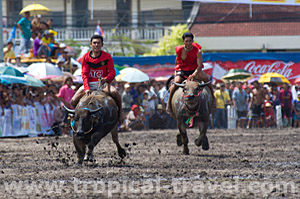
[6,41,13,46]
[24,11,30,15]
[64,76,73,85]
[182,32,194,41]
[90,34,103,43]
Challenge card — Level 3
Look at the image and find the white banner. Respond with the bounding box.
[185,0,300,6]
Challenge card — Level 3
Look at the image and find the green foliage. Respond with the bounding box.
[145,24,189,56]
[110,34,151,56]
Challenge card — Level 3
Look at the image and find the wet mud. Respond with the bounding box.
[0,128,300,198]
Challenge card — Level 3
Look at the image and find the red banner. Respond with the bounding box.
[204,60,300,84]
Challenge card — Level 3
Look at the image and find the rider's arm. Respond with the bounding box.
[81,55,90,91]
[105,56,116,83]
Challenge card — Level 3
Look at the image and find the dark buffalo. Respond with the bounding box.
[64,91,126,164]
[171,80,213,155]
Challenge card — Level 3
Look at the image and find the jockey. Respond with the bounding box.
[70,34,124,124]
[166,32,215,116]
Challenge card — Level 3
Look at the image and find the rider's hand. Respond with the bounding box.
[188,73,196,81]
[85,90,92,96]
[101,78,108,85]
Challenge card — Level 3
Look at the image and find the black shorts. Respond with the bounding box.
[237,111,247,120]
[251,104,264,117]
[282,107,291,118]
[175,70,195,79]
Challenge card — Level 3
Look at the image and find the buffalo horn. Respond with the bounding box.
[197,81,211,87]
[89,107,103,114]
[63,105,75,114]
[173,82,185,88]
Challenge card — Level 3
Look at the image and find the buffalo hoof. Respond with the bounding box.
[176,134,182,146]
[194,138,202,147]
[75,161,83,166]
[84,155,93,162]
[118,148,126,159]
[183,147,189,155]
[202,136,209,151]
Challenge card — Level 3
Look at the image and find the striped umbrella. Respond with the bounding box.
[258,73,290,85]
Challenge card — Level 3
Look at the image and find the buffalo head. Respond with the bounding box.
[174,81,211,111]
[64,105,102,137]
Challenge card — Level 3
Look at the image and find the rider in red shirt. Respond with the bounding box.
[166,32,215,115]
[71,35,123,123]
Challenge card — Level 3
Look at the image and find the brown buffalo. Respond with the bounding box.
[64,91,126,165]
[171,80,213,155]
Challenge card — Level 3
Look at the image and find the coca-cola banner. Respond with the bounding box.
[113,52,300,84]
[204,60,300,84]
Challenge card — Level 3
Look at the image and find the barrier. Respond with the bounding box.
[227,105,237,129]
[276,105,283,128]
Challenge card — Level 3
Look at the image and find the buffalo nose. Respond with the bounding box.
[188,93,194,99]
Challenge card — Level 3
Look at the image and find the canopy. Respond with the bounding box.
[222,69,253,82]
[19,3,50,15]
[258,73,290,85]
[27,63,63,79]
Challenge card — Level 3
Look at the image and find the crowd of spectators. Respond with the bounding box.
[3,11,73,72]
[213,81,298,129]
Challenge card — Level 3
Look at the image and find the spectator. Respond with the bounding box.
[232,82,247,128]
[158,82,168,107]
[17,11,32,55]
[279,83,292,127]
[292,91,300,128]
[214,83,230,129]
[31,15,41,32]
[47,18,53,30]
[249,81,265,128]
[149,104,168,129]
[39,21,49,31]
[126,104,145,131]
[137,84,146,106]
[57,77,75,136]
[37,30,51,57]
[3,41,16,62]
[142,92,151,129]
[145,83,157,116]
[122,83,132,116]
[33,32,42,57]
[262,102,276,128]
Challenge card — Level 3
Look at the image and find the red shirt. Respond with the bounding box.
[175,43,202,71]
[81,51,116,91]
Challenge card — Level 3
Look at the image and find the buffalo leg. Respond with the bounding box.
[195,121,209,150]
[73,137,86,165]
[178,122,189,155]
[86,133,104,162]
[111,126,126,158]
[176,133,182,146]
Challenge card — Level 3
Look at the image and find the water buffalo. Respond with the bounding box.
[64,91,126,165]
[171,80,213,155]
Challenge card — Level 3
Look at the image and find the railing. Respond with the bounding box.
[4,27,171,43]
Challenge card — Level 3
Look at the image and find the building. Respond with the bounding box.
[190,3,300,52]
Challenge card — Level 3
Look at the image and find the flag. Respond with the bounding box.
[7,25,16,43]
[95,23,104,37]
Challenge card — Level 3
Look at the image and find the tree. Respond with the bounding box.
[145,24,189,56]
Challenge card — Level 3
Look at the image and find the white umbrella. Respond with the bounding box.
[27,63,63,79]
[71,58,82,69]
[73,68,82,76]
[117,68,149,83]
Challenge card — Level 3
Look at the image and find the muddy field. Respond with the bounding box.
[1,128,300,198]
